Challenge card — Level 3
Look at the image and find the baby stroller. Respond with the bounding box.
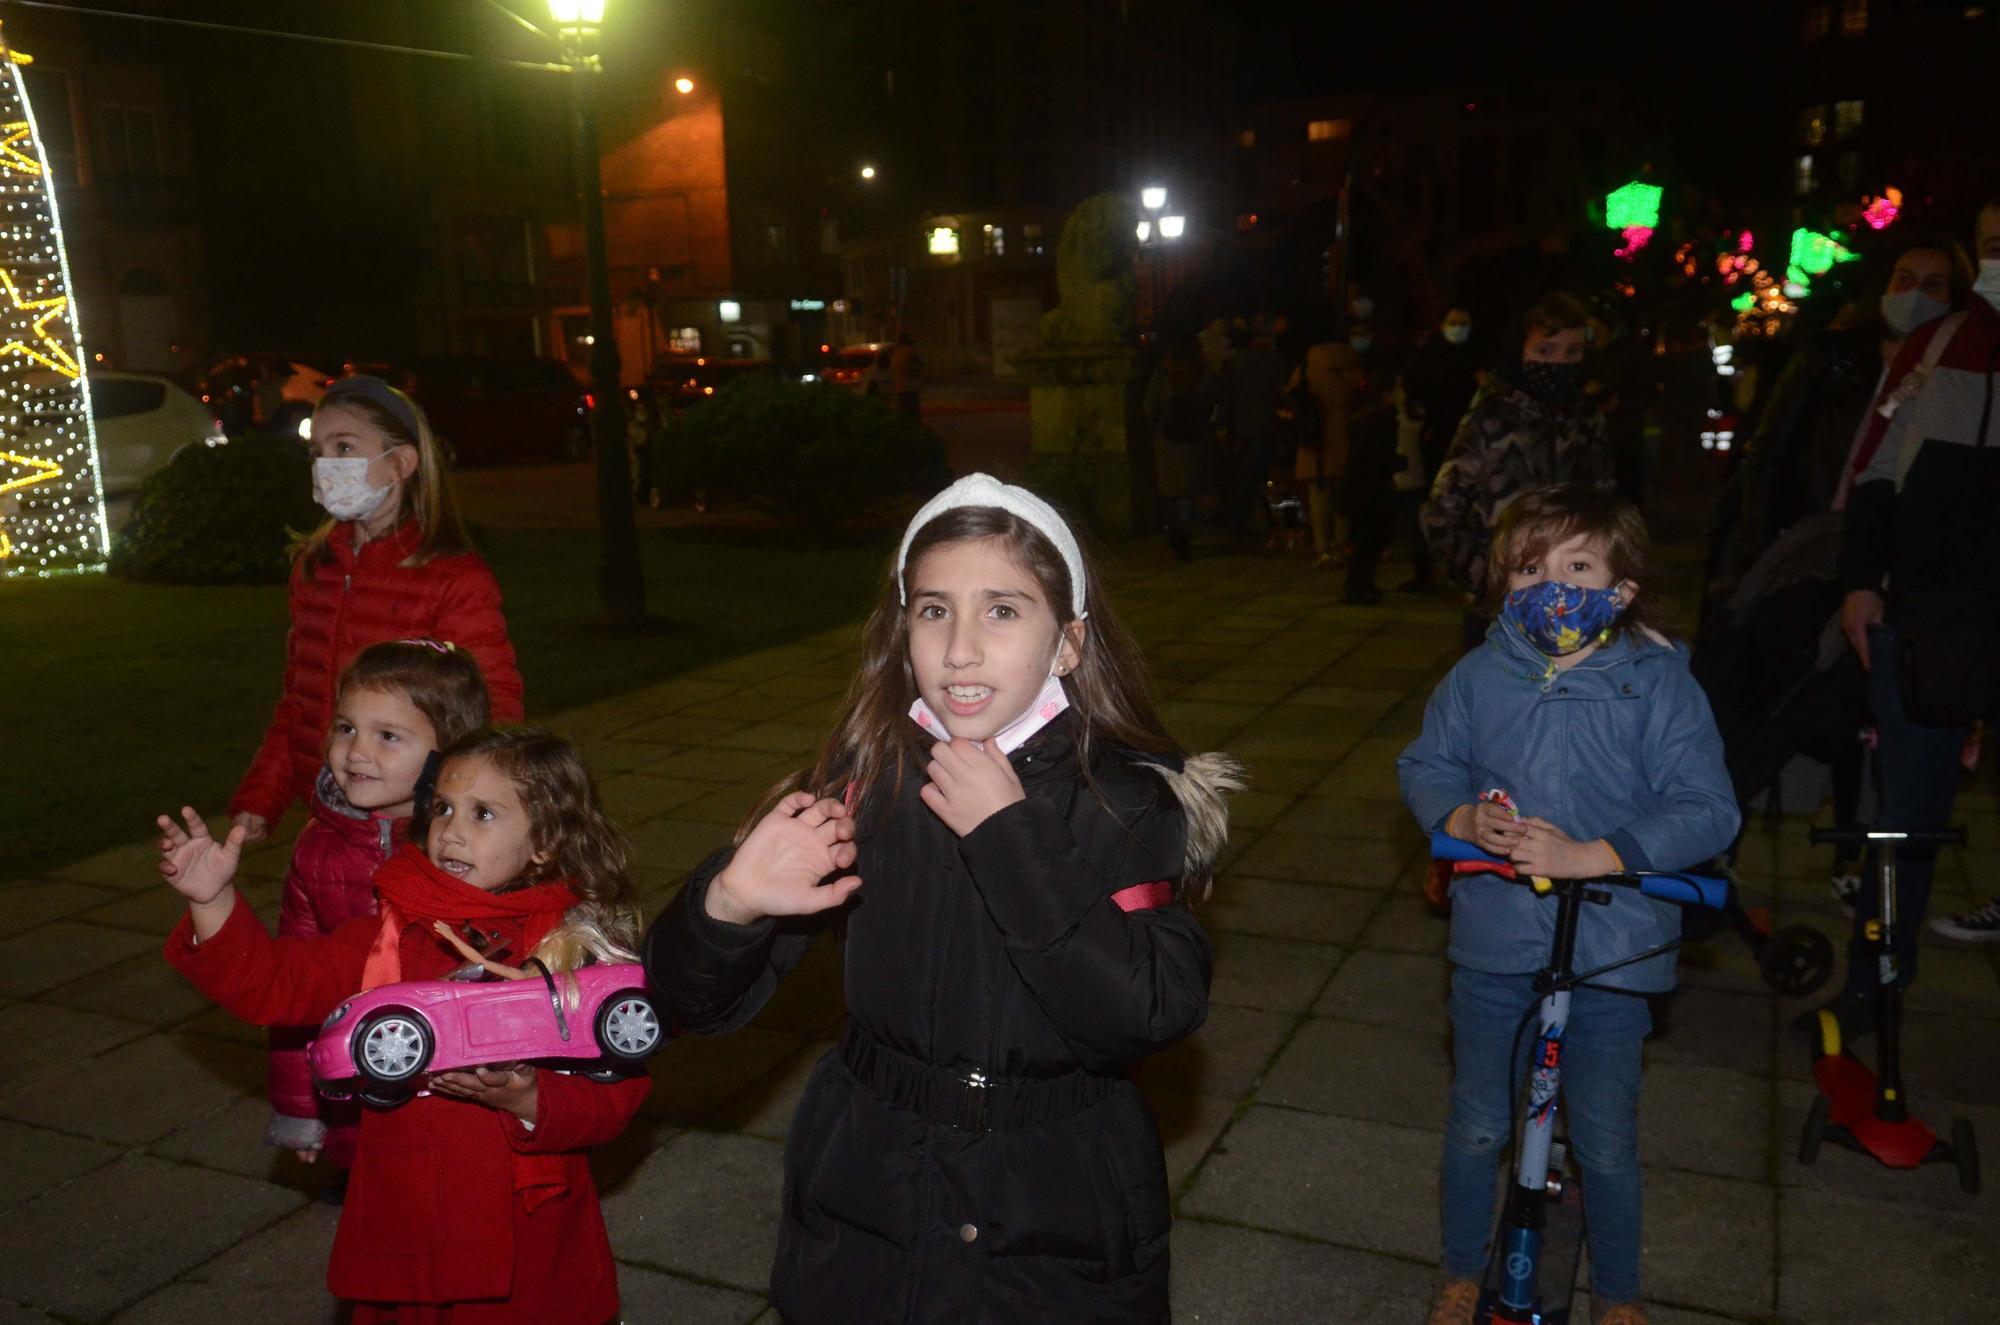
[1688,512,1857,995]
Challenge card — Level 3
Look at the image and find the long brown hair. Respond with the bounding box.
[436,728,640,982]
[745,504,1181,837]
[1484,483,1666,641]
[294,386,471,568]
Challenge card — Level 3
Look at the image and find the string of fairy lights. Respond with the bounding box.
[0,32,108,577]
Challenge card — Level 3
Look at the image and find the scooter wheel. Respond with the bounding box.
[1952,1117,1980,1195]
[1799,1093,1829,1166]
[1761,925,1835,997]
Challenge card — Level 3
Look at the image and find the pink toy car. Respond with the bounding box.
[310,962,663,1101]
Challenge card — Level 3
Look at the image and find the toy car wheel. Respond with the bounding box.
[1760,925,1834,997]
[1798,1093,1829,1166]
[359,1085,416,1109]
[596,991,663,1061]
[580,1061,644,1083]
[355,1012,433,1084]
[1953,1116,1981,1195]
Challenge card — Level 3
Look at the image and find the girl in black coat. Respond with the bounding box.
[643,474,1242,1323]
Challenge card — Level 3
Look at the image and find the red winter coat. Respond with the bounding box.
[230,520,524,826]
[165,887,646,1323]
[266,769,404,1168]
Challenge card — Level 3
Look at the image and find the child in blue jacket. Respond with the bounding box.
[1398,483,1738,1325]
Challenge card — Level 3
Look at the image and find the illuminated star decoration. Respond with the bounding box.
[0,448,61,559]
[0,266,79,378]
[0,121,38,176]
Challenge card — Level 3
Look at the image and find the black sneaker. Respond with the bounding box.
[1791,989,1872,1052]
[1930,897,2000,943]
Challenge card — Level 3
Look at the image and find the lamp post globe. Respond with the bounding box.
[1140,185,1167,212]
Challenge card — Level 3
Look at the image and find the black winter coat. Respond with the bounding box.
[643,717,1218,1323]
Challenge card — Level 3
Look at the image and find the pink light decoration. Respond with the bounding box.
[1861,187,1903,231]
[1737,230,1755,253]
[1614,225,1655,261]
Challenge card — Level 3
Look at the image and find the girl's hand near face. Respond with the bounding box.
[428,1062,538,1124]
[707,792,862,925]
[921,738,1027,837]
[1509,816,1619,881]
[158,806,244,938]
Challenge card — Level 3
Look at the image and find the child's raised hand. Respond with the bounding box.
[428,1062,538,1124]
[707,792,862,925]
[1509,816,1619,881]
[920,738,1026,838]
[1449,801,1526,857]
[230,811,270,848]
[157,806,245,905]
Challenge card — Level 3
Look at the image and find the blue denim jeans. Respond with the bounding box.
[1844,624,1974,998]
[1442,967,1652,1304]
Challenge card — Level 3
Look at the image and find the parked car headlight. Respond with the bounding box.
[320,1002,351,1032]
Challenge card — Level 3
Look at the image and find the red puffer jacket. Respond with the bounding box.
[266,770,404,1166]
[230,521,524,825]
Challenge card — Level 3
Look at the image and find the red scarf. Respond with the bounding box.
[360,845,583,1213]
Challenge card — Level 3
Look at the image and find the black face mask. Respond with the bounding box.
[1519,360,1583,403]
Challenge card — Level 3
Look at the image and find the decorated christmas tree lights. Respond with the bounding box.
[0,29,107,577]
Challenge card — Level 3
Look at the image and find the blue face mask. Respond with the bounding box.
[1500,580,1626,657]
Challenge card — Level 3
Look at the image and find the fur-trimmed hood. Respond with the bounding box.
[1141,751,1246,899]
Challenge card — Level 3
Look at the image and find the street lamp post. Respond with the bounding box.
[551,0,645,627]
[1134,186,1184,330]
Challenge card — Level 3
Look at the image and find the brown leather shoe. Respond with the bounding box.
[1427,1277,1480,1325]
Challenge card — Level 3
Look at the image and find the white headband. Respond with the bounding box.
[896,473,1088,619]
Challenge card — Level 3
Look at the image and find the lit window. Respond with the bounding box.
[1235,128,1256,148]
[1840,0,1868,36]
[668,326,702,354]
[1833,99,1864,138]
[1306,118,1349,142]
[1794,154,1817,197]
[982,224,1006,257]
[1799,105,1827,147]
[927,226,960,256]
[718,300,742,323]
[1022,222,1045,256]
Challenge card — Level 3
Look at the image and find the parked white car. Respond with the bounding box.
[89,371,227,496]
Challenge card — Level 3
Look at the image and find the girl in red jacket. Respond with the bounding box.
[162,728,646,1325]
[266,639,492,1173]
[230,376,525,848]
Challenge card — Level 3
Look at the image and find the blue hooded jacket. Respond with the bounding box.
[1398,621,1740,992]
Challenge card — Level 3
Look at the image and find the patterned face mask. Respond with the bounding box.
[1500,580,1625,657]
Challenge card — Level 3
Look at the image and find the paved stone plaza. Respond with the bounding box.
[3,546,1996,1323]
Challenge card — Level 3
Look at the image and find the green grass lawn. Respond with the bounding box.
[2,524,887,877]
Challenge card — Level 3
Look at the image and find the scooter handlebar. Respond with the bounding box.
[1428,831,1728,910]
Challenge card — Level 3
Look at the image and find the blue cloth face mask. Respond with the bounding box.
[1500,580,1626,657]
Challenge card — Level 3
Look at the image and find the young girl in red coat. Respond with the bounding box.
[163,728,646,1325]
[644,473,1243,1322]
[266,638,492,1173]
[229,376,525,848]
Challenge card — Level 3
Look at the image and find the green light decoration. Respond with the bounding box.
[1604,181,1663,231]
[0,34,107,576]
[1785,227,1859,294]
[1731,293,1757,313]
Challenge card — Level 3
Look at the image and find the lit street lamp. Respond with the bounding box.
[1134,187,1183,326]
[550,0,644,627]
[674,75,695,94]
[859,164,877,181]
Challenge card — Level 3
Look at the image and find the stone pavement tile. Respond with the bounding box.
[1314,664,1439,691]
[1210,659,1325,688]
[1775,1078,1996,1209]
[1209,933,1344,1013]
[1260,1016,1450,1133]
[673,782,785,828]
[711,1041,830,1142]
[147,1094,321,1189]
[1899,946,2000,1017]
[1148,1088,1236,1192]
[0,1031,262,1146]
[48,840,166,891]
[1672,920,1777,996]
[1357,887,1451,957]
[173,1005,265,1048]
[106,1203,342,1325]
[1234,758,1339,796]
[1180,1105,1439,1261]
[0,879,118,932]
[1777,1186,2000,1325]
[672,692,806,724]
[0,1301,59,1323]
[77,883,191,935]
[628,817,736,875]
[1231,833,1412,889]
[601,1130,784,1294]
[644,1025,806,1126]
[1226,718,1364,763]
[1314,950,1451,1035]
[1641,1169,1774,1319]
[1174,679,1298,706]
[707,721,823,756]
[0,1153,302,1322]
[0,921,160,998]
[1638,1060,1771,1183]
[1313,749,1416,800]
[1268,795,1424,843]
[1138,1005,1294,1100]
[1169,1218,1434,1325]
[1157,697,1264,734]
[643,746,796,783]
[1225,789,1292,832]
[0,1118,120,1212]
[1644,987,1773,1080]
[0,1002,145,1096]
[1283,684,1406,714]
[581,736,716,774]
[612,1263,768,1325]
[44,951,217,1027]
[539,695,654,741]
[597,771,716,827]
[1204,877,1379,946]
[615,676,748,713]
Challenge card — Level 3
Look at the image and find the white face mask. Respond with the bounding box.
[908,659,1071,755]
[312,455,396,522]
[1975,258,2000,308]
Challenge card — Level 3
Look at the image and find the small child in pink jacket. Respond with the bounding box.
[264,640,489,1170]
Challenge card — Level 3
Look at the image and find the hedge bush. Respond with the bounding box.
[654,377,948,535]
[111,435,323,584]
